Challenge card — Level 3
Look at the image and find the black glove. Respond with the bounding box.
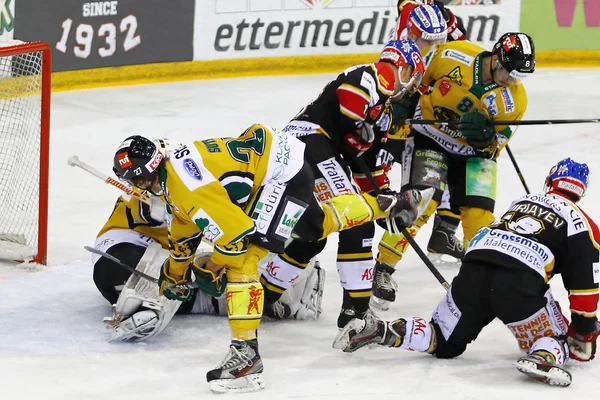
[343,123,375,157]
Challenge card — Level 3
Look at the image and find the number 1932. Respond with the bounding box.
[55,15,141,59]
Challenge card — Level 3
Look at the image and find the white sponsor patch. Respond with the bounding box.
[518,34,532,55]
[145,150,163,173]
[507,308,559,351]
[593,262,600,284]
[317,158,355,196]
[362,238,373,248]
[169,144,215,191]
[191,208,224,243]
[274,199,306,240]
[251,182,285,235]
[441,49,474,66]
[483,92,499,117]
[432,289,461,340]
[360,70,379,105]
[500,87,515,113]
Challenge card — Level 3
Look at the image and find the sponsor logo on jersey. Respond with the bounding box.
[192,209,224,243]
[501,87,515,113]
[183,158,202,180]
[118,152,132,168]
[441,50,474,66]
[313,178,335,202]
[362,238,373,247]
[447,66,463,85]
[484,92,499,116]
[317,158,354,196]
[438,79,452,96]
[593,262,600,284]
[369,104,383,120]
[251,182,285,234]
[275,200,306,240]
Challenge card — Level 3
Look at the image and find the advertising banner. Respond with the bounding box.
[521,0,600,50]
[14,0,195,72]
[0,0,15,41]
[194,0,520,61]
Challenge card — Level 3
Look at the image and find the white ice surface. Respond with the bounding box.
[1,69,600,399]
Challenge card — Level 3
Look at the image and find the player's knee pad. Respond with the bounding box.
[248,181,309,253]
[105,242,183,342]
[459,207,495,243]
[401,136,449,202]
[93,242,147,304]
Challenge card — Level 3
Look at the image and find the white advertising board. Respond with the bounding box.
[194,0,521,61]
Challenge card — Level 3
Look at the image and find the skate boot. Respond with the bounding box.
[427,214,464,266]
[369,261,398,311]
[206,339,266,393]
[515,350,572,387]
[333,311,406,353]
[337,290,369,329]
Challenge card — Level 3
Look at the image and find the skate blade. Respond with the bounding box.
[332,318,365,351]
[515,359,572,387]
[208,373,266,393]
[369,296,391,312]
[427,252,462,268]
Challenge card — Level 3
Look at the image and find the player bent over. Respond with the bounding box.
[259,39,427,329]
[370,32,536,310]
[334,158,600,387]
[111,124,429,392]
[92,189,325,343]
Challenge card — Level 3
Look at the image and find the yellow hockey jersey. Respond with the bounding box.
[415,40,528,156]
[97,192,170,249]
[160,124,305,276]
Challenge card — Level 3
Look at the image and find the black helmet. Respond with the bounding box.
[113,135,164,185]
[493,32,535,79]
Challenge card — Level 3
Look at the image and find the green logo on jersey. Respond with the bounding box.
[282,209,304,228]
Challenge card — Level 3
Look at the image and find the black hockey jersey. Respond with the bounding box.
[292,62,395,151]
[466,192,600,334]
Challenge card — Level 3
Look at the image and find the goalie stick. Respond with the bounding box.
[84,245,198,289]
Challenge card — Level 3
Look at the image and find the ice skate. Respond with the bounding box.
[207,339,265,393]
[369,261,397,311]
[427,214,464,267]
[515,351,572,387]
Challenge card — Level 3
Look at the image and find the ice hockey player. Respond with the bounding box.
[92,184,325,344]
[111,123,428,393]
[257,39,429,329]
[370,32,536,310]
[334,158,600,387]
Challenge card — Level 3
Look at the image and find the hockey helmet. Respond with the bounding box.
[493,32,535,80]
[407,4,448,45]
[544,158,589,201]
[113,135,164,187]
[379,39,425,97]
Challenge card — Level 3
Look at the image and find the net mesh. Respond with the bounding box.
[0,40,44,261]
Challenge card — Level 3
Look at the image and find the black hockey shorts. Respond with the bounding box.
[401,133,496,213]
[430,260,550,359]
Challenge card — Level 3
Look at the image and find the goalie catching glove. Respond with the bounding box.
[459,110,498,159]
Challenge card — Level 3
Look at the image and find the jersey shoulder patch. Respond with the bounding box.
[372,62,396,96]
[168,143,216,192]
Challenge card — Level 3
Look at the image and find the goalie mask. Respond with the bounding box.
[544,157,589,202]
[113,135,164,192]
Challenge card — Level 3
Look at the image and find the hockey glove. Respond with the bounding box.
[343,123,375,157]
[567,324,599,362]
[190,252,226,298]
[459,111,498,159]
[158,260,195,302]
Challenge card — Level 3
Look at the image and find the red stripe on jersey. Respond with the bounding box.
[336,86,369,120]
[373,62,397,93]
[569,292,599,315]
[578,206,600,246]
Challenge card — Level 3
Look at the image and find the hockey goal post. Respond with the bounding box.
[0,40,51,264]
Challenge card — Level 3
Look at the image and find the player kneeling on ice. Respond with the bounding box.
[111,124,430,393]
[334,158,600,387]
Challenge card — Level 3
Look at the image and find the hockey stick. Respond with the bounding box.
[84,245,198,289]
[67,155,152,205]
[505,145,530,194]
[405,118,600,126]
[353,157,450,290]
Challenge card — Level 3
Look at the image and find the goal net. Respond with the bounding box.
[0,40,50,264]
